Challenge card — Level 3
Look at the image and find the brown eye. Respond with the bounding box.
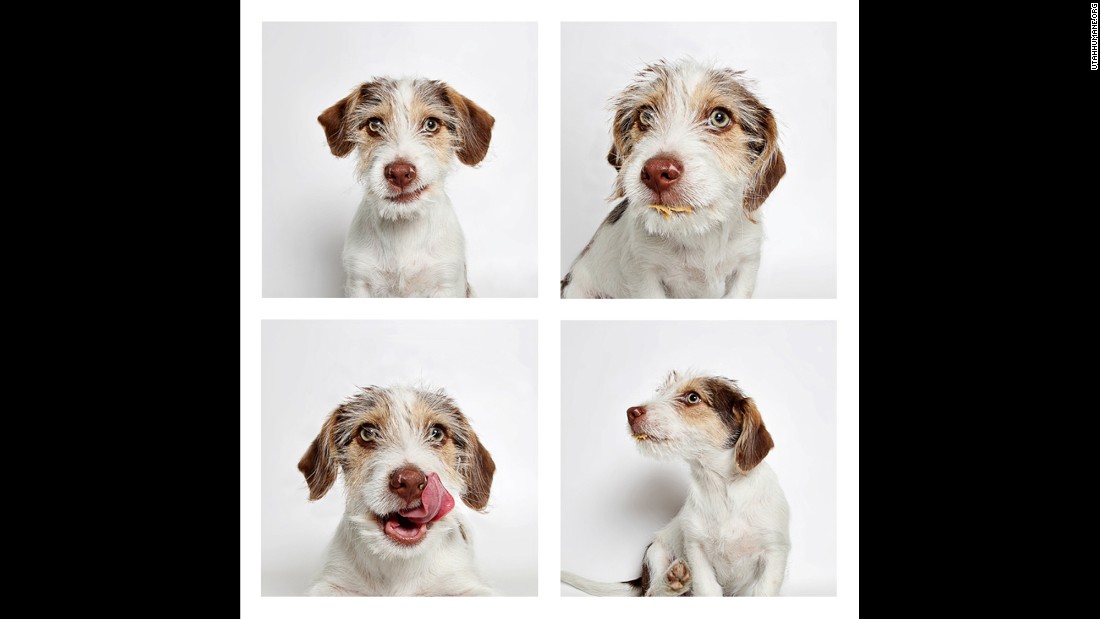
[708,108,732,129]
[366,118,383,134]
[423,118,440,133]
[359,424,380,442]
[638,109,655,130]
[686,392,701,404]
[428,424,445,443]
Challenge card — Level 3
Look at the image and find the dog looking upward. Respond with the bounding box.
[319,77,494,297]
[299,385,496,595]
[561,60,785,299]
[561,372,790,596]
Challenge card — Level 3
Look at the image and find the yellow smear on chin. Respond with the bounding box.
[632,433,650,441]
[647,204,695,221]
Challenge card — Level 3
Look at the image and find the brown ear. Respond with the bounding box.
[459,428,495,510]
[733,398,774,472]
[742,111,786,212]
[606,106,634,199]
[444,86,495,166]
[297,410,340,500]
[318,82,378,158]
[607,146,622,170]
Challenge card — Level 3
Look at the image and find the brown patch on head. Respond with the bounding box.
[438,84,495,166]
[694,377,774,471]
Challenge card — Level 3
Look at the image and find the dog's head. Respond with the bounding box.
[298,385,495,558]
[318,77,495,220]
[606,59,785,236]
[626,371,774,472]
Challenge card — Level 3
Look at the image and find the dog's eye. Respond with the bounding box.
[359,425,380,442]
[366,118,384,134]
[638,109,655,130]
[428,424,445,442]
[423,118,441,133]
[686,392,701,404]
[708,108,732,129]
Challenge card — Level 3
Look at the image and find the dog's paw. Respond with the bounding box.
[666,559,692,594]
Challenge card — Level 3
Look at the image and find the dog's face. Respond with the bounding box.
[626,371,774,472]
[318,77,495,220]
[607,59,786,236]
[298,386,495,559]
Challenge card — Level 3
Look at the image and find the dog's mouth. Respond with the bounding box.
[646,204,695,221]
[385,185,429,204]
[375,472,456,546]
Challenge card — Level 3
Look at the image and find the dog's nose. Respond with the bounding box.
[385,161,417,190]
[640,158,682,193]
[389,466,427,502]
[627,406,647,421]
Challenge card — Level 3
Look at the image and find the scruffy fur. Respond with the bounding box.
[561,59,786,299]
[319,77,494,297]
[561,371,790,596]
[298,385,496,595]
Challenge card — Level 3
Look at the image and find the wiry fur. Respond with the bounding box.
[561,59,786,299]
[298,385,496,596]
[561,371,790,597]
[319,77,494,297]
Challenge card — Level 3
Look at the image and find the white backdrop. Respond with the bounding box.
[263,23,538,298]
[261,320,538,596]
[560,23,837,298]
[560,321,836,596]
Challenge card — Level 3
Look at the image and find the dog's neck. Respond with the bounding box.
[686,449,755,500]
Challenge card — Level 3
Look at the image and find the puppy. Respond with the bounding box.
[318,78,494,297]
[561,59,786,298]
[298,385,496,595]
[561,372,790,596]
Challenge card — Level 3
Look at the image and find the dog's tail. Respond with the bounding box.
[560,571,642,597]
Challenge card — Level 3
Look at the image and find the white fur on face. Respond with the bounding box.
[612,59,768,238]
[336,386,470,560]
[629,370,738,461]
[349,78,460,221]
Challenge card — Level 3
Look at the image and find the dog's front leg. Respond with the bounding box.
[724,257,760,299]
[746,547,788,596]
[683,542,724,596]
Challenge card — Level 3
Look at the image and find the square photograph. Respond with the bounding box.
[263,22,538,298]
[261,320,538,595]
[560,23,837,299]
[560,321,837,596]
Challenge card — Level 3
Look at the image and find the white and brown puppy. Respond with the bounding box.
[561,59,786,299]
[561,372,790,596]
[299,385,496,595]
[319,78,494,297]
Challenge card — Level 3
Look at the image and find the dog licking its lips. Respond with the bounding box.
[298,385,497,595]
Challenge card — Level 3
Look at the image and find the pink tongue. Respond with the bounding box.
[398,472,455,524]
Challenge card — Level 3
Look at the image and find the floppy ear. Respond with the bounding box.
[297,409,340,500]
[318,82,380,158]
[606,105,634,199]
[742,109,786,212]
[733,398,774,472]
[458,426,496,510]
[443,86,495,166]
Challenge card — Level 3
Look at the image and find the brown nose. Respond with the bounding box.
[640,158,682,193]
[384,161,417,190]
[389,466,427,502]
[627,406,647,422]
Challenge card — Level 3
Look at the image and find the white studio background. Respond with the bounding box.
[560,321,836,596]
[263,23,538,298]
[261,320,538,596]
[560,23,837,299]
